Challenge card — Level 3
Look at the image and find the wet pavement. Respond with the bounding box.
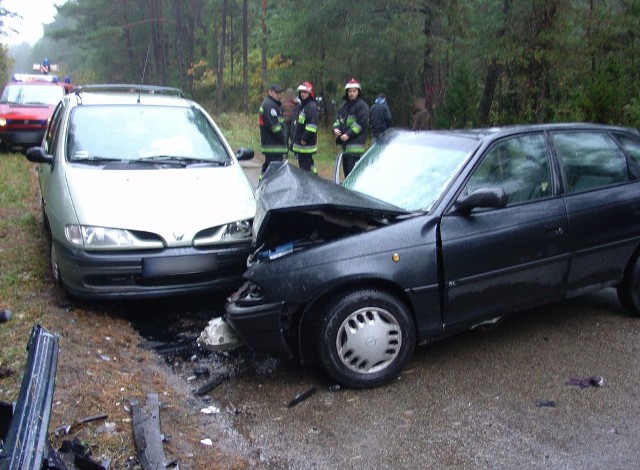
[115,286,640,469]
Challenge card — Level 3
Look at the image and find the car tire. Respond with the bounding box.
[49,238,62,286]
[317,289,415,388]
[617,255,640,316]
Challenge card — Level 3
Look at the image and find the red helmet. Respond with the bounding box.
[345,78,361,90]
[297,81,314,97]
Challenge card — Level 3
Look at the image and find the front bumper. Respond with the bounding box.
[54,238,252,299]
[0,129,45,147]
[224,282,291,357]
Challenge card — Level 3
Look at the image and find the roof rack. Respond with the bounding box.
[73,84,185,98]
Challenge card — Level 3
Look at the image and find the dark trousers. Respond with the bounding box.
[342,153,362,177]
[261,153,285,174]
[297,153,316,172]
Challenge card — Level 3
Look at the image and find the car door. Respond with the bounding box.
[439,132,570,328]
[551,130,640,290]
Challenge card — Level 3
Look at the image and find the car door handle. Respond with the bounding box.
[544,225,564,235]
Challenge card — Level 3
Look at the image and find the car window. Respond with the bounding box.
[465,133,551,206]
[615,133,640,166]
[551,131,630,193]
[0,84,64,105]
[66,105,230,163]
[44,101,65,156]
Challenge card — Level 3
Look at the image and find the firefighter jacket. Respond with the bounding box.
[333,97,369,155]
[259,95,287,155]
[291,96,319,155]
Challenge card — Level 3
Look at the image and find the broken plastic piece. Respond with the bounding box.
[565,376,605,388]
[194,373,229,396]
[536,400,556,407]
[130,393,173,470]
[197,317,242,352]
[288,386,318,408]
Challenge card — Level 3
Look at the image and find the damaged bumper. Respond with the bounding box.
[199,281,292,357]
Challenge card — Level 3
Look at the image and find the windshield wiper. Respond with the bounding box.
[137,155,228,166]
[73,156,125,164]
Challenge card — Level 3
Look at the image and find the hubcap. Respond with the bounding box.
[335,307,402,374]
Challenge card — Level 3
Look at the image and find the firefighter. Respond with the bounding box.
[258,84,287,180]
[333,78,369,177]
[291,81,319,173]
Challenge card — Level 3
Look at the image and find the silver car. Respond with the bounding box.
[26,84,256,299]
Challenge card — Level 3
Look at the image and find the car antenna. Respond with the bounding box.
[137,46,150,104]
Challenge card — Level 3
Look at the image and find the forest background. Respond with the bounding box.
[1,0,640,130]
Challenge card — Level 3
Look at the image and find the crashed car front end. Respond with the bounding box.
[200,163,409,357]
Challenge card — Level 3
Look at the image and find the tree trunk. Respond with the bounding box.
[242,0,249,112]
[173,0,186,91]
[421,0,441,127]
[479,0,509,125]
[216,0,228,112]
[261,0,267,88]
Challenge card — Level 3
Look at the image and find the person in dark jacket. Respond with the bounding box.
[368,93,392,142]
[258,84,287,179]
[291,81,319,173]
[333,78,370,177]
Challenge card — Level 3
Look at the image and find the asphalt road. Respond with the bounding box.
[137,287,638,470]
[190,157,639,469]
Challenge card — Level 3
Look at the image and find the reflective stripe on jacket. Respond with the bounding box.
[291,96,319,154]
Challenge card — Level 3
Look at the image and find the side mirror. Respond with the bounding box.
[25,147,53,165]
[453,187,507,213]
[235,147,254,161]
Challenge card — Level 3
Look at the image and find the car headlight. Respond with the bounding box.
[0,118,6,127]
[221,220,252,241]
[65,225,134,247]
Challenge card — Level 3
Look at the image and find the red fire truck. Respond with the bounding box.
[0,73,73,152]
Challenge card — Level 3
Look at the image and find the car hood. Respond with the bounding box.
[253,163,407,247]
[65,165,255,244]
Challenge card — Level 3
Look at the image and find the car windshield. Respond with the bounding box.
[342,132,477,212]
[1,84,64,106]
[66,105,231,164]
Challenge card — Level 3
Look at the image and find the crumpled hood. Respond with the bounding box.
[65,165,255,245]
[253,163,407,244]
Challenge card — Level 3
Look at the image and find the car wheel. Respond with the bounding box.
[317,289,415,388]
[50,238,62,285]
[617,255,640,316]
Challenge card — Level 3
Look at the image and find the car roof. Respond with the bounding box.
[67,84,192,107]
[391,122,640,145]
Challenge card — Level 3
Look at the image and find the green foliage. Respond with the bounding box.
[5,0,640,128]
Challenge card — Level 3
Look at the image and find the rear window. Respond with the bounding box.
[551,131,630,193]
[66,105,230,163]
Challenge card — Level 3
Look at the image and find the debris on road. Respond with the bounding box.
[565,376,605,388]
[536,400,556,407]
[288,386,318,408]
[200,405,221,415]
[131,393,177,470]
[197,317,242,352]
[0,308,12,323]
[194,373,229,396]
